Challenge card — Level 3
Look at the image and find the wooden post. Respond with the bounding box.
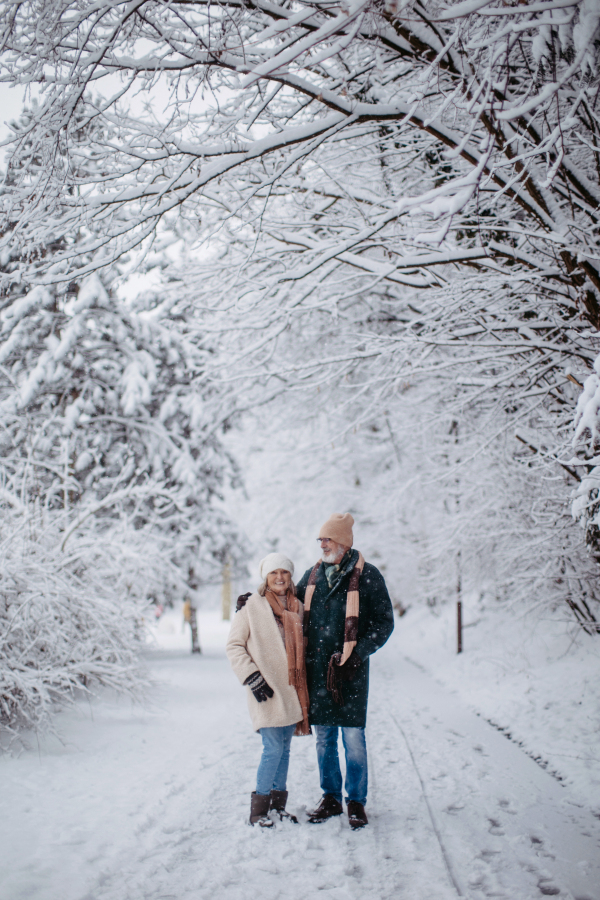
[222,561,231,621]
[457,600,462,654]
[189,605,201,653]
[63,435,69,514]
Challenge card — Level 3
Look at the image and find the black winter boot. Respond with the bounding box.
[249,792,274,827]
[307,794,344,823]
[270,790,299,824]
[347,800,368,829]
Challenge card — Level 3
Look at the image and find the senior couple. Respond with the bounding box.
[226,513,394,830]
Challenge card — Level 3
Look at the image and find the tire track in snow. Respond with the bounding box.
[366,662,462,900]
[389,711,463,897]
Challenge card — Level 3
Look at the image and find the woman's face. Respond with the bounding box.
[266,568,291,595]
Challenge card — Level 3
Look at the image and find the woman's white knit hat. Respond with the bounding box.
[259,553,295,581]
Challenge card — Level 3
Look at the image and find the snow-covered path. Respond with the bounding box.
[2,616,599,900]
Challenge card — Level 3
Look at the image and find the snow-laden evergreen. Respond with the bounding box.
[0,255,244,738]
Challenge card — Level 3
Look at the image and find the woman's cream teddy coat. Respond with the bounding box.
[226,592,303,732]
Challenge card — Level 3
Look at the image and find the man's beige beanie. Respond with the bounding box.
[318,513,354,548]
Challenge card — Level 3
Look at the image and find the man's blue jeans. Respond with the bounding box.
[256,724,296,796]
[314,725,368,806]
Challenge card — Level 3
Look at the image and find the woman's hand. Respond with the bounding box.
[235,592,251,612]
[244,671,275,702]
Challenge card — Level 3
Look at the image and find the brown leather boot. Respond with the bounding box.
[249,792,274,827]
[270,790,299,824]
[347,800,368,829]
[307,794,344,823]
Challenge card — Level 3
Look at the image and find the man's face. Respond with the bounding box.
[318,538,347,565]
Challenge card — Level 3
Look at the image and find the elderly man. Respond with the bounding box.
[296,513,394,829]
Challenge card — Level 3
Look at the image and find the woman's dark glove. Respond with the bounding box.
[335,650,363,682]
[236,592,251,612]
[244,671,274,702]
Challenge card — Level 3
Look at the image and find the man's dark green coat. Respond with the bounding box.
[296,555,394,727]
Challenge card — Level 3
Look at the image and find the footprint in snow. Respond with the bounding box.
[487,817,505,836]
[478,848,501,862]
[444,802,465,816]
[538,877,561,896]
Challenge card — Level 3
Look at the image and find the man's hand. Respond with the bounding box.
[335,650,362,682]
[235,592,251,612]
[244,671,275,702]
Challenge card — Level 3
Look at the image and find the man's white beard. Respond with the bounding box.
[322,546,343,564]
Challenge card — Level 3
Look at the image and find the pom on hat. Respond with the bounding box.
[259,552,295,581]
[318,513,354,548]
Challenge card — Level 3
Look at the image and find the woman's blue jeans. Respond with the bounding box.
[314,725,368,806]
[256,724,296,796]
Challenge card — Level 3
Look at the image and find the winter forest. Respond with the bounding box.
[1,1,600,898]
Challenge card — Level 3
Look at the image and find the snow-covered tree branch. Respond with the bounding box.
[2,0,599,327]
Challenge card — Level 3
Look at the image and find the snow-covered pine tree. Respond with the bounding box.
[0,259,245,738]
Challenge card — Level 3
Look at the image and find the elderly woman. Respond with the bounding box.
[226,553,310,827]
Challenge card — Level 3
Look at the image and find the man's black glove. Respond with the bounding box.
[236,592,251,613]
[335,650,363,682]
[244,671,274,702]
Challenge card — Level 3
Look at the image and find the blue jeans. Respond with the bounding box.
[256,724,296,796]
[314,725,368,806]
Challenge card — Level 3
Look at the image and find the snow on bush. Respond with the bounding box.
[573,356,600,458]
[572,467,600,554]
[572,356,600,572]
[0,502,152,745]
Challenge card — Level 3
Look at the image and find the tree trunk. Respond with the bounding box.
[189,605,201,654]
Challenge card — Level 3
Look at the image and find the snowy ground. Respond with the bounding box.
[402,601,600,815]
[1,607,599,900]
